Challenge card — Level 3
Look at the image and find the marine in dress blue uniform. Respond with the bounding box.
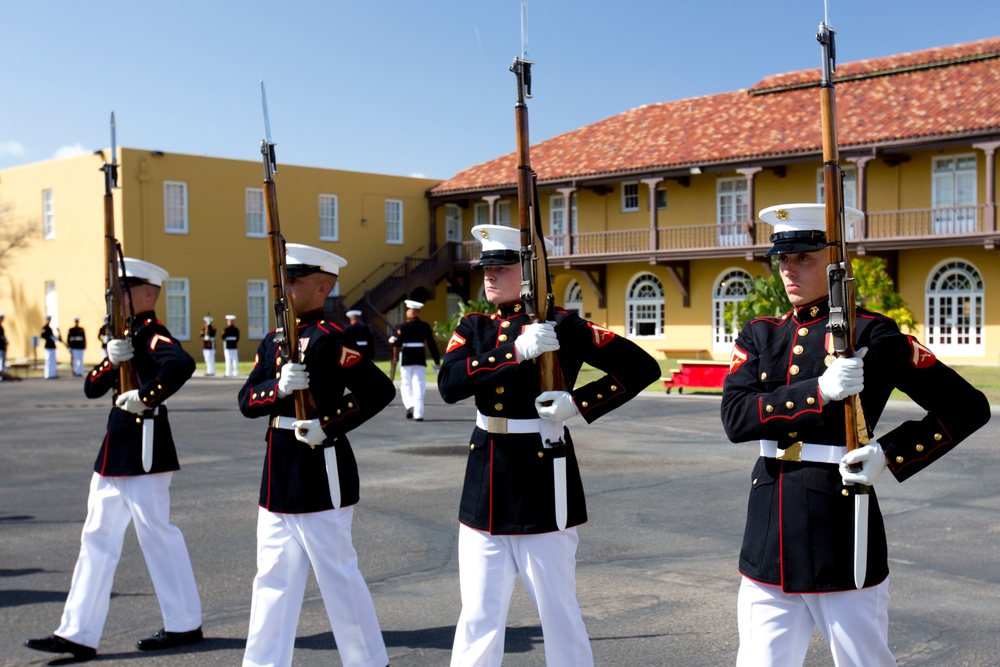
[390,299,440,421]
[0,312,8,373]
[200,315,217,376]
[343,309,375,361]
[721,204,991,667]
[238,244,393,667]
[439,225,661,666]
[222,315,240,377]
[67,317,87,376]
[41,315,59,378]
[26,258,203,661]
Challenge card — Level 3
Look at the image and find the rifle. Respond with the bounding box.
[511,0,564,397]
[388,341,398,381]
[260,81,309,421]
[101,111,138,399]
[818,18,870,589]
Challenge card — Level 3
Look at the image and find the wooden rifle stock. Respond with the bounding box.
[818,24,867,455]
[101,115,138,398]
[260,84,309,421]
[511,56,564,394]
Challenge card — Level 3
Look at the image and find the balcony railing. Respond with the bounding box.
[452,205,996,266]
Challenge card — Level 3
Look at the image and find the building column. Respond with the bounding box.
[482,195,500,225]
[736,167,762,242]
[556,187,576,256]
[640,178,663,251]
[847,156,874,239]
[973,141,1000,232]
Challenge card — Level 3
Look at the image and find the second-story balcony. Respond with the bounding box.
[452,205,1000,267]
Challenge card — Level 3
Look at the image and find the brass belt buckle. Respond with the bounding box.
[776,441,803,462]
[487,416,508,434]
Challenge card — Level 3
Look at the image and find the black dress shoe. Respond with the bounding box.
[25,635,96,660]
[136,627,204,651]
[406,407,413,419]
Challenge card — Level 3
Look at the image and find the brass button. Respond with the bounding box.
[581,401,589,408]
[934,433,942,441]
[501,321,511,328]
[842,488,850,496]
[277,357,283,365]
[790,365,800,375]
[135,417,142,424]
[798,327,809,336]
[788,432,798,438]
[610,385,617,391]
[491,314,497,320]
[472,360,479,367]
[494,403,503,411]
[895,456,904,463]
[793,345,804,354]
[323,416,330,422]
[760,372,768,381]
[915,444,924,452]
[470,444,475,450]
[269,391,274,397]
[765,405,774,413]
[157,384,163,390]
[596,393,603,399]
[807,397,815,405]
[753,478,758,485]
[506,353,513,359]
[347,402,353,408]
[537,451,544,458]
[488,357,496,363]
[498,334,508,342]
[785,401,794,409]
[496,386,505,394]
[275,372,281,379]
[337,409,342,415]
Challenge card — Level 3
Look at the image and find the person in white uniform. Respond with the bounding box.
[388,299,440,421]
[200,315,217,376]
[238,244,394,667]
[67,317,87,376]
[222,314,240,377]
[41,314,59,379]
[25,258,203,661]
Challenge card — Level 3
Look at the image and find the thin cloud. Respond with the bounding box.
[0,141,25,157]
[53,143,89,160]
[410,172,427,179]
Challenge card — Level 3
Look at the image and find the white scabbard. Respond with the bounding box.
[324,446,341,509]
[540,421,568,531]
[853,489,870,589]
[141,418,154,473]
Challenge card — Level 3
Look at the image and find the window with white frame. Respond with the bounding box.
[319,194,338,241]
[246,188,265,238]
[386,199,403,244]
[622,182,640,212]
[626,273,664,338]
[474,202,490,226]
[247,279,268,339]
[164,181,188,234]
[925,259,984,356]
[817,166,859,238]
[932,155,977,234]
[564,279,583,314]
[45,281,58,332]
[496,200,511,227]
[164,278,190,340]
[42,189,55,239]
[716,177,748,247]
[445,203,462,243]
[656,188,667,210]
[712,269,752,351]
[549,193,578,255]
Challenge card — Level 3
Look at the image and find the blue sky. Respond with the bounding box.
[2,1,998,179]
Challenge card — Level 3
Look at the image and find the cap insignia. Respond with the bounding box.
[776,209,789,220]
[479,229,490,239]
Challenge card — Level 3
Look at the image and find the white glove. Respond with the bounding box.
[107,339,134,366]
[839,441,887,486]
[433,364,440,374]
[115,389,146,414]
[818,355,864,404]
[514,322,559,361]
[535,390,579,422]
[293,418,327,446]
[277,363,309,398]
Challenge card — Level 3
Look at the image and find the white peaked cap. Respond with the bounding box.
[285,243,348,276]
[404,300,424,309]
[345,310,362,318]
[120,258,169,287]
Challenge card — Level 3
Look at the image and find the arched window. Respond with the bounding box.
[925,259,984,356]
[712,269,752,351]
[626,273,664,338]
[564,279,583,314]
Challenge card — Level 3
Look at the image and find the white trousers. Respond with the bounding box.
[736,576,896,667]
[71,349,85,375]
[224,348,239,377]
[452,524,593,667]
[44,348,58,378]
[243,506,388,667]
[400,365,426,419]
[203,349,216,375]
[56,472,202,649]
[0,349,6,372]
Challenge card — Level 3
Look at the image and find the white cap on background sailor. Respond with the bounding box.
[759,203,864,256]
[346,310,362,319]
[203,315,214,324]
[404,300,423,310]
[470,224,554,268]
[225,314,236,321]
[119,258,169,287]
[285,243,347,278]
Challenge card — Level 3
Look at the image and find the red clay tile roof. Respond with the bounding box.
[431,37,1000,195]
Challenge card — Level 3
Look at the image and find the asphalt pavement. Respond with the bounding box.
[1,374,998,666]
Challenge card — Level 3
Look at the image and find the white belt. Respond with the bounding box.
[117,406,159,417]
[270,416,297,430]
[353,341,368,346]
[476,412,541,434]
[401,342,424,347]
[760,439,846,464]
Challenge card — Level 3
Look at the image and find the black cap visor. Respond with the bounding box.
[472,249,520,269]
[764,230,828,256]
